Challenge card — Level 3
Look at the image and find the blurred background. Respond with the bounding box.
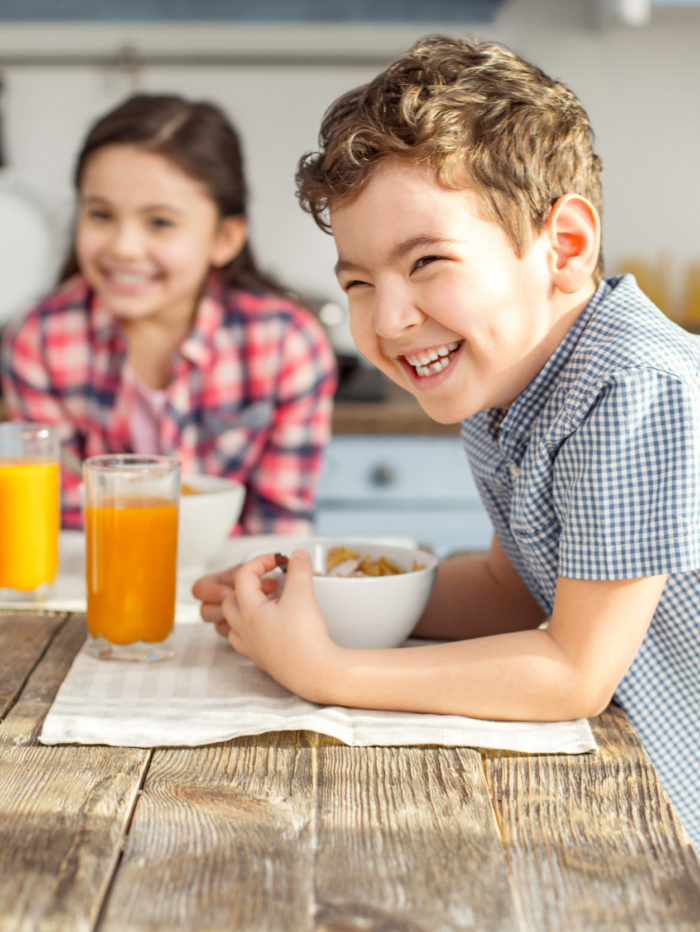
[1,0,700,337]
[2,0,698,554]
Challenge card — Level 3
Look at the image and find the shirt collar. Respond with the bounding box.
[89,272,224,370]
[179,273,225,370]
[489,279,612,457]
[90,290,124,351]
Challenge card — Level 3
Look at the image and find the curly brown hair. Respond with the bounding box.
[296,36,604,278]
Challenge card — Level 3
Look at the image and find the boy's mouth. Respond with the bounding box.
[402,341,462,378]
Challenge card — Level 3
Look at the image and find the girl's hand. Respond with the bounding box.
[223,549,338,702]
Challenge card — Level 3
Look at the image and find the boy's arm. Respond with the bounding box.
[411,534,546,640]
[227,550,667,722]
[313,572,666,721]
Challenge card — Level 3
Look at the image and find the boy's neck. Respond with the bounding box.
[547,279,597,352]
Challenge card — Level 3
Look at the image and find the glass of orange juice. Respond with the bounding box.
[83,454,180,662]
[0,423,60,603]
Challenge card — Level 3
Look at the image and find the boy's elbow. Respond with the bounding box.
[556,677,614,720]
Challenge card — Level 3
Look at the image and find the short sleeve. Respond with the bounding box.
[555,368,700,578]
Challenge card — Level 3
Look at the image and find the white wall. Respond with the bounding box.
[1,0,699,324]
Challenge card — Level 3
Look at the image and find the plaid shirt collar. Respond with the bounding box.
[88,272,225,371]
[487,278,613,459]
[179,274,226,370]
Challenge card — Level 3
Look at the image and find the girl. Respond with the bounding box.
[2,94,337,533]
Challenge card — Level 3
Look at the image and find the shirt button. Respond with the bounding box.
[509,463,519,479]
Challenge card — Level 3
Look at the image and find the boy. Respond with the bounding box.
[194,37,700,850]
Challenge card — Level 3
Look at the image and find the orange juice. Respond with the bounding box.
[85,497,178,645]
[0,461,59,591]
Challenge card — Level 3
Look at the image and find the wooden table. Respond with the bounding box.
[2,609,699,931]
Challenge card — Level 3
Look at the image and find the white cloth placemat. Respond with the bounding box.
[40,623,596,754]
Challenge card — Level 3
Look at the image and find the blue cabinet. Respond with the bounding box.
[315,435,492,558]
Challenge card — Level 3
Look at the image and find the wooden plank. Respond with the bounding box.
[0,613,87,746]
[482,704,700,930]
[0,610,68,718]
[313,745,519,931]
[98,733,317,932]
[0,613,150,932]
[0,743,150,932]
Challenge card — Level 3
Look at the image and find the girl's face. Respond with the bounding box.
[76,144,241,327]
[331,159,590,424]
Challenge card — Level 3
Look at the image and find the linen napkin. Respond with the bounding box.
[40,623,596,753]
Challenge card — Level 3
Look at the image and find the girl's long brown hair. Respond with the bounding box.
[60,93,292,297]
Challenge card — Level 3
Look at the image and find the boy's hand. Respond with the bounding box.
[193,563,283,639]
[192,565,241,639]
[221,549,338,702]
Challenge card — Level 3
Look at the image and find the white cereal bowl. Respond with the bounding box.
[249,538,438,649]
[178,474,246,568]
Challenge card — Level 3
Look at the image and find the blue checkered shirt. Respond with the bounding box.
[461,275,700,851]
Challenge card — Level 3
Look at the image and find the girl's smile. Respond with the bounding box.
[98,265,161,296]
[76,145,236,329]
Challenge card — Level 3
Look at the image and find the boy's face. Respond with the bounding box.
[331,158,579,424]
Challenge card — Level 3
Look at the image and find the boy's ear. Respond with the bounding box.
[545,195,600,293]
[211,215,248,268]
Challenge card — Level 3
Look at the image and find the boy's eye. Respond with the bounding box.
[342,278,370,292]
[412,255,443,272]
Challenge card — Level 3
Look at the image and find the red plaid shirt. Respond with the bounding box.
[2,274,337,533]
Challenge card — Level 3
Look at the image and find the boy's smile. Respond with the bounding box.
[331,158,589,424]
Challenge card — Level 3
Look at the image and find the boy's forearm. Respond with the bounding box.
[413,549,545,640]
[308,629,602,722]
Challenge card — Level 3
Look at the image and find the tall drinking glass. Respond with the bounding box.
[83,454,180,661]
[0,423,60,602]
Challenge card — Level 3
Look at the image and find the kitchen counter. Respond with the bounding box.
[321,380,487,556]
[332,381,459,436]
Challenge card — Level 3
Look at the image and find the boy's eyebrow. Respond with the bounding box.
[334,235,456,277]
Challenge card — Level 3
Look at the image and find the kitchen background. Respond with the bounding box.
[1,0,699,554]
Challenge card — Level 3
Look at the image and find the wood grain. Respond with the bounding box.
[0,613,149,932]
[313,745,518,931]
[2,608,699,932]
[99,734,317,931]
[1,613,88,746]
[482,704,700,930]
[0,609,68,718]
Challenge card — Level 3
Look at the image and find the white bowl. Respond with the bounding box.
[248,538,438,649]
[178,475,246,568]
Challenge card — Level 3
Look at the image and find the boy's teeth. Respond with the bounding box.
[405,341,460,377]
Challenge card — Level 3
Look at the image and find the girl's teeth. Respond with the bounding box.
[111,272,148,284]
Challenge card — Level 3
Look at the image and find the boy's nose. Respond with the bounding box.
[373,286,424,337]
